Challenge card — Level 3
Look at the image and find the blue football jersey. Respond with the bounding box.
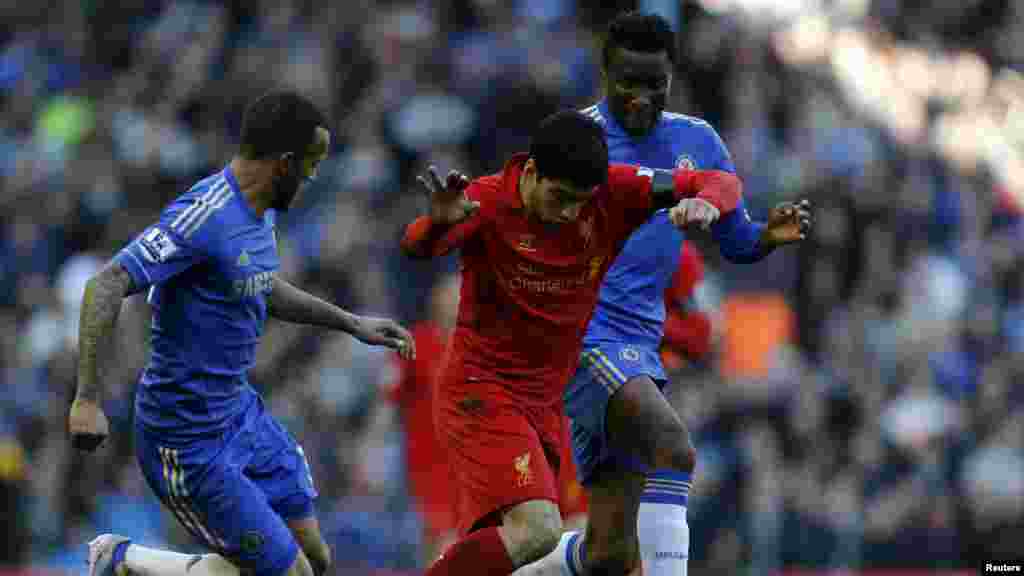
[115,167,278,437]
[581,100,763,351]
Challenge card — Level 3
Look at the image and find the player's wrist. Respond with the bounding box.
[755,230,781,253]
[331,308,359,334]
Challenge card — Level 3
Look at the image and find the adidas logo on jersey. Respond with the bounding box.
[238,250,251,267]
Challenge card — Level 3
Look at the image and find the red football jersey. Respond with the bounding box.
[403,153,739,408]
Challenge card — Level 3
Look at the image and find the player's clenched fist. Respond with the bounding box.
[669,198,720,231]
[68,397,110,452]
[417,165,479,225]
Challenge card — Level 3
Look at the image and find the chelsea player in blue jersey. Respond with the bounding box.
[513,13,812,576]
[68,92,415,576]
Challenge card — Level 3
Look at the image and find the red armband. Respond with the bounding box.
[673,169,741,214]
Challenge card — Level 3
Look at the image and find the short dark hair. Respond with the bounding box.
[530,110,608,189]
[602,11,676,69]
[240,90,327,160]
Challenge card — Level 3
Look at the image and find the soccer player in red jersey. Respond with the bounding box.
[400,110,742,576]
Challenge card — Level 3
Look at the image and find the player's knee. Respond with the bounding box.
[666,442,697,474]
[519,519,562,565]
[584,537,637,576]
[651,422,697,473]
[504,501,563,564]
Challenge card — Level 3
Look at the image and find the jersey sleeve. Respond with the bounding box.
[114,202,213,292]
[605,163,742,236]
[706,125,737,174]
[401,184,486,258]
[711,199,768,264]
[696,124,770,263]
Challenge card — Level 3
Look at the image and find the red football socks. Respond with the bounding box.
[424,526,516,576]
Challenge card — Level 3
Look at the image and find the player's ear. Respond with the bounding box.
[522,158,539,186]
[277,152,296,177]
[523,158,537,177]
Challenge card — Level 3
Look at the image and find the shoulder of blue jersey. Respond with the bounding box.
[165,174,235,241]
[660,112,733,168]
[660,111,712,127]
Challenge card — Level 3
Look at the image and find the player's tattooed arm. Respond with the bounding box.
[69,262,136,451]
[75,263,136,402]
[268,276,415,359]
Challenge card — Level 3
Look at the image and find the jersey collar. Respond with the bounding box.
[598,99,662,145]
[223,165,265,224]
[597,100,622,135]
[223,164,241,194]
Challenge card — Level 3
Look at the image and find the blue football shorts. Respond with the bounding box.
[564,342,668,484]
[135,397,317,576]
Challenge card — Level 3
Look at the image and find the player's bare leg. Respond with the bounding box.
[511,466,644,576]
[580,466,646,575]
[425,498,562,575]
[87,534,316,576]
[286,517,332,576]
[500,499,564,566]
[605,375,695,575]
[514,375,693,576]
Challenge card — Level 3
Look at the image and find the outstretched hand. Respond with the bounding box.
[762,199,813,247]
[352,316,416,360]
[418,165,478,226]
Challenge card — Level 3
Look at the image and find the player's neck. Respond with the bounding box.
[228,157,274,217]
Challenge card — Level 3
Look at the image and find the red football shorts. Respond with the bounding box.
[434,372,563,536]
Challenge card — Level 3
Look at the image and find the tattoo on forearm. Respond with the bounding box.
[76,264,134,402]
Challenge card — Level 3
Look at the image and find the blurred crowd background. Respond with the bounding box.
[1,0,1022,574]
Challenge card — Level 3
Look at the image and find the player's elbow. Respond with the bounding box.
[718,239,770,264]
[400,237,430,259]
[401,217,437,259]
[88,263,136,303]
[719,246,759,264]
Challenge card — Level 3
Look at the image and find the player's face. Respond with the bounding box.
[538,179,593,223]
[272,126,330,211]
[605,47,672,137]
[531,176,595,225]
[521,159,596,224]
